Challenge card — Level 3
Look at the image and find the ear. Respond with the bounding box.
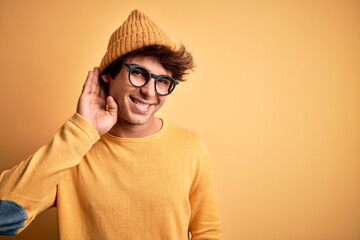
[101,74,111,83]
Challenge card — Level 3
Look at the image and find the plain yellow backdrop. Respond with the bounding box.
[1,0,360,239]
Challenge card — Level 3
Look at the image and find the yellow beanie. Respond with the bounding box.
[99,9,176,73]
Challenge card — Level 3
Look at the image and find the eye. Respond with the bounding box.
[157,77,171,86]
[131,67,148,80]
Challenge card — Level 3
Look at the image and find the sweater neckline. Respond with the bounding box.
[103,119,168,143]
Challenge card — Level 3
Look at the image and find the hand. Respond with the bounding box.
[77,67,118,136]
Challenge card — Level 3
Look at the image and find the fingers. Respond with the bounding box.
[92,67,102,96]
[99,79,107,100]
[106,96,118,117]
[82,70,94,94]
[82,67,101,95]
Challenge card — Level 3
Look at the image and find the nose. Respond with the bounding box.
[140,78,157,98]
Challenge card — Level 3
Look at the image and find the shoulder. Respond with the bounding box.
[164,121,209,154]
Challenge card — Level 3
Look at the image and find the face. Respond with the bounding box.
[103,56,170,129]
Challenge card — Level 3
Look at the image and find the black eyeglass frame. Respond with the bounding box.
[123,63,179,96]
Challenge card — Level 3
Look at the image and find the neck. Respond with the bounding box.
[108,117,163,138]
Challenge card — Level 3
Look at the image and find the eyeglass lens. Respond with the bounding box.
[129,66,176,96]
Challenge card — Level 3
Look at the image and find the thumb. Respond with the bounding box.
[106,96,118,116]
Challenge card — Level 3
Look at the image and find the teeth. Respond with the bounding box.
[135,100,150,109]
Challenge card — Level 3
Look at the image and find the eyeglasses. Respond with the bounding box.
[123,63,179,96]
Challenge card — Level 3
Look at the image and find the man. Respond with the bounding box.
[0,9,223,239]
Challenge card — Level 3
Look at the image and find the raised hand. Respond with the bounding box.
[76,67,118,136]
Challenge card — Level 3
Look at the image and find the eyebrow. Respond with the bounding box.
[126,63,174,77]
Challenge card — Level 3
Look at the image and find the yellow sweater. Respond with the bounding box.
[0,114,223,239]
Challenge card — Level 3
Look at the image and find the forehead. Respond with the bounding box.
[125,56,172,76]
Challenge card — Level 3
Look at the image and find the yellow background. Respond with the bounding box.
[1,0,359,239]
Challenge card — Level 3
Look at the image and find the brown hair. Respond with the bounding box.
[102,44,195,81]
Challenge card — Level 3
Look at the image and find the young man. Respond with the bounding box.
[0,10,223,239]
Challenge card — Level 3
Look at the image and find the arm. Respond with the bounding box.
[0,68,118,235]
[189,153,224,240]
[0,113,99,235]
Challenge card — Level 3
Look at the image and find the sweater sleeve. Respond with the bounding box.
[0,113,99,236]
[189,151,224,240]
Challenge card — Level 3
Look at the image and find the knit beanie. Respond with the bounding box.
[99,9,176,73]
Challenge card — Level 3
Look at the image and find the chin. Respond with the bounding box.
[125,114,154,126]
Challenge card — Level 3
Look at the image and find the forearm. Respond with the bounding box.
[0,113,99,235]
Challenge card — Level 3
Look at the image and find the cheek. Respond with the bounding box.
[157,96,167,107]
[108,80,128,96]
[108,72,130,92]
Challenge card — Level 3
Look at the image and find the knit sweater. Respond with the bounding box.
[0,113,223,239]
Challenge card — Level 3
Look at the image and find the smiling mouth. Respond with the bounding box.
[130,97,151,111]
